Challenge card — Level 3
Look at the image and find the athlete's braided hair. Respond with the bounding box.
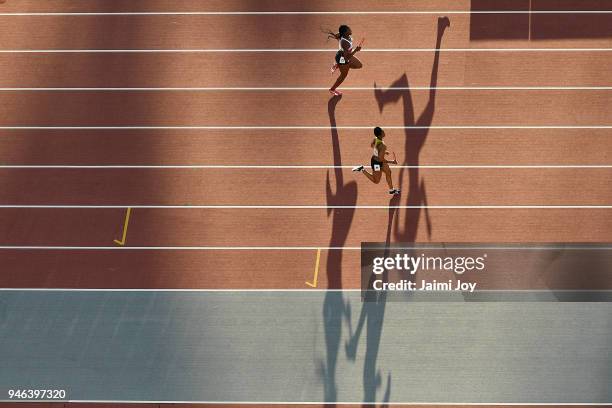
[323,25,350,41]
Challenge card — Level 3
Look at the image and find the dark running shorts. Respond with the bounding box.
[335,50,350,65]
[371,156,383,172]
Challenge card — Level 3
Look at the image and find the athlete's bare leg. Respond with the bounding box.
[362,169,382,184]
[382,163,394,189]
[330,64,350,91]
[349,56,363,69]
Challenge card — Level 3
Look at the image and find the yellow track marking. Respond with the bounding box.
[113,207,132,246]
[305,248,321,288]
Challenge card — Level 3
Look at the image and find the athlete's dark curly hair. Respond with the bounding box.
[323,25,350,41]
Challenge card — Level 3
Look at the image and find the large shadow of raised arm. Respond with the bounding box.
[344,196,399,406]
[340,18,450,405]
[374,17,449,244]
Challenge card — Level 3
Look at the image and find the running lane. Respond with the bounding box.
[0,0,610,406]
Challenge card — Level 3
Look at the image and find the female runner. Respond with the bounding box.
[325,25,363,96]
[353,127,401,195]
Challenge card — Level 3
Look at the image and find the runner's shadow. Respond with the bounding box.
[339,18,450,405]
[344,196,398,405]
[375,16,449,245]
[319,95,358,404]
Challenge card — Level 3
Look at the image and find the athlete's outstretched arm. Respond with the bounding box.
[385,151,398,165]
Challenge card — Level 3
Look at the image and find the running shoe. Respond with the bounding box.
[352,165,364,172]
[389,188,401,195]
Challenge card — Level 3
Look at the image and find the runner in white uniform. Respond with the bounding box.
[335,36,353,66]
[324,25,363,96]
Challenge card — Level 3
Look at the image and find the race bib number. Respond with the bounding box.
[373,164,381,171]
[339,56,346,64]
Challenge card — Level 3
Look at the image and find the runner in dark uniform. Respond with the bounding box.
[325,25,363,96]
[353,127,400,195]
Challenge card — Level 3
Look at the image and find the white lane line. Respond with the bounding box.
[0,246,353,250]
[0,401,603,407]
[0,205,610,209]
[1,48,612,53]
[0,288,356,291]
[2,87,612,91]
[2,246,612,250]
[2,126,612,130]
[1,10,612,15]
[1,288,609,292]
[0,165,610,169]
[36,402,612,407]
